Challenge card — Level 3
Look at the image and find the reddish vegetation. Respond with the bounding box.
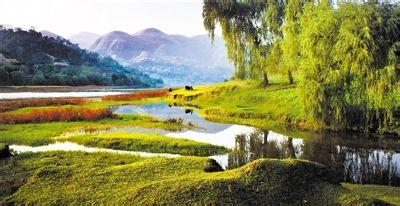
[0,108,116,124]
[0,98,86,113]
[102,90,168,101]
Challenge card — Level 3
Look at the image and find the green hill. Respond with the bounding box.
[0,27,162,87]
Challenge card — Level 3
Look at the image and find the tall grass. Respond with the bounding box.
[0,98,86,113]
[0,107,116,124]
[102,90,168,101]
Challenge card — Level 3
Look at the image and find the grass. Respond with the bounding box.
[342,183,400,205]
[169,80,400,137]
[59,132,228,156]
[168,81,309,133]
[0,151,381,205]
[0,114,185,146]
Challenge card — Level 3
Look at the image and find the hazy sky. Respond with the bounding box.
[0,0,218,37]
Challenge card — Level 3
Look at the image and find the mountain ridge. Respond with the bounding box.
[90,28,232,85]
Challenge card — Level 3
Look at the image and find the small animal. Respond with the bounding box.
[168,88,173,92]
[185,86,193,91]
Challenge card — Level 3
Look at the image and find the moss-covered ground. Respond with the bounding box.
[342,183,400,205]
[0,151,385,205]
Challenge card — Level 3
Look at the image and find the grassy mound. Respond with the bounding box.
[342,183,400,205]
[61,132,228,156]
[0,152,380,205]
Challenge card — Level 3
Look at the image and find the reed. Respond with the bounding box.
[0,107,116,124]
[0,98,86,113]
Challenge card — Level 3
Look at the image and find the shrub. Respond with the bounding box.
[102,90,168,101]
[0,98,86,113]
[0,108,116,124]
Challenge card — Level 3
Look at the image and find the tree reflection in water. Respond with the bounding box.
[228,130,400,186]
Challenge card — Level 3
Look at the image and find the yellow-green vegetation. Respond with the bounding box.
[0,114,184,145]
[169,81,307,130]
[342,183,400,205]
[0,151,383,205]
[203,1,399,133]
[169,81,400,136]
[60,132,228,156]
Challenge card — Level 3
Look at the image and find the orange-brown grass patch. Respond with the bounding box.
[102,89,168,101]
[0,107,116,124]
[0,98,86,113]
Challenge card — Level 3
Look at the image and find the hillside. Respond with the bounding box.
[0,28,161,87]
[91,28,233,86]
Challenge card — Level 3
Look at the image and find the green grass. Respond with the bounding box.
[60,132,228,156]
[169,81,400,136]
[168,81,312,133]
[0,151,380,205]
[0,114,185,146]
[342,183,400,205]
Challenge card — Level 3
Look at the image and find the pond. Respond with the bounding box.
[113,103,400,186]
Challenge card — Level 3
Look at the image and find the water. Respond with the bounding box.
[0,87,147,100]
[10,142,180,158]
[113,103,400,186]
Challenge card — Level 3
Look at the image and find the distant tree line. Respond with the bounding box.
[0,27,162,87]
[203,0,400,133]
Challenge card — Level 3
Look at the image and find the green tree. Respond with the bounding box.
[0,67,10,85]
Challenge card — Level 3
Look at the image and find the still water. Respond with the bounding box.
[0,88,145,100]
[113,103,400,186]
[10,142,180,158]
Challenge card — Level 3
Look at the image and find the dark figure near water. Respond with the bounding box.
[185,86,193,91]
[168,88,173,92]
[185,109,193,114]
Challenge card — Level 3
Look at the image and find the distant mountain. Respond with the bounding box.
[40,30,65,40]
[69,32,101,50]
[91,28,233,86]
[0,28,161,87]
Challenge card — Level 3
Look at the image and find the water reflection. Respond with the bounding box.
[228,130,400,186]
[113,103,400,186]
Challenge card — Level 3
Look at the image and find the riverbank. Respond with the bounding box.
[0,87,399,204]
[168,81,400,137]
[0,151,389,205]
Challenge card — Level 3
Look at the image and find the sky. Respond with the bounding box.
[0,0,219,37]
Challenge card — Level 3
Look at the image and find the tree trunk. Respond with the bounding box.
[262,70,269,87]
[288,70,294,84]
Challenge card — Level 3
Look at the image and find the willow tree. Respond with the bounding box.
[299,1,399,132]
[203,0,286,85]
